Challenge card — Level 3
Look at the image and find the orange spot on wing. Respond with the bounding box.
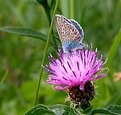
[74,31,77,35]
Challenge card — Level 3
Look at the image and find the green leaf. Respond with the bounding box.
[49,104,79,115]
[0,70,8,85]
[25,104,55,115]
[106,28,121,68]
[89,105,121,115]
[0,26,47,41]
[25,104,80,115]
[105,28,121,88]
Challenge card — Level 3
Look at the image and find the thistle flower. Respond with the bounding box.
[46,48,108,109]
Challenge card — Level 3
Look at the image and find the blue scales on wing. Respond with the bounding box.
[55,14,85,53]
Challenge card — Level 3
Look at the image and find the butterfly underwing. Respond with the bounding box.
[55,14,86,53]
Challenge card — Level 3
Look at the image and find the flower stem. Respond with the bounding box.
[43,3,58,50]
[34,0,59,106]
[37,0,58,49]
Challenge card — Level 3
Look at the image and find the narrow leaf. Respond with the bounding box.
[106,28,121,68]
[0,70,8,85]
[0,26,47,41]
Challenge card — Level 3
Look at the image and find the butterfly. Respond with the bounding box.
[55,14,86,53]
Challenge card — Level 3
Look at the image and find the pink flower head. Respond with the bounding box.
[46,48,108,91]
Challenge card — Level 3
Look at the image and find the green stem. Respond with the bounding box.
[34,0,59,106]
[42,0,58,50]
[70,0,75,19]
[0,70,8,85]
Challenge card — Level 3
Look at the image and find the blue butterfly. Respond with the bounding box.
[55,14,86,53]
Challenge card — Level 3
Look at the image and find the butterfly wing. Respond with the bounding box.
[55,14,84,52]
[70,19,84,41]
[69,19,85,51]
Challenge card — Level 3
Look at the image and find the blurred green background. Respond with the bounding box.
[0,0,121,115]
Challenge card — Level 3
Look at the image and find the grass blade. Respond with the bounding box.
[0,70,8,85]
[107,28,121,68]
[0,27,47,41]
[105,28,121,83]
